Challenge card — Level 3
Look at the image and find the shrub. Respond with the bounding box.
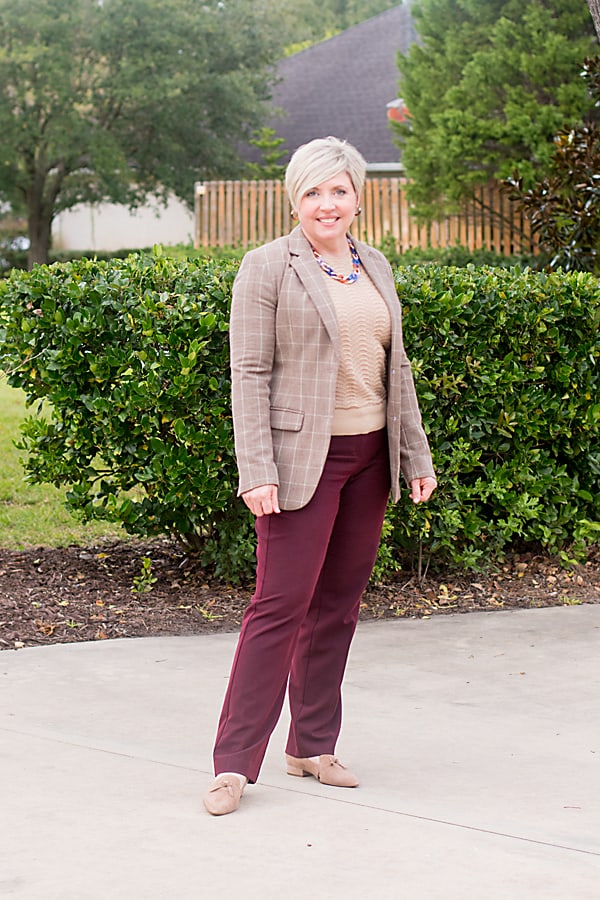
[388,264,600,572]
[0,253,598,580]
[1,246,154,276]
[0,243,245,276]
[0,250,255,579]
[166,242,246,263]
[376,236,535,270]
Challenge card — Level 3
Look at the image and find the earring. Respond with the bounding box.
[355,206,362,216]
[290,209,298,219]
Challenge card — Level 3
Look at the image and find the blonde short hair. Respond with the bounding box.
[285,136,367,213]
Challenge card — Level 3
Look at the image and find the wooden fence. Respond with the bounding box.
[194,177,536,256]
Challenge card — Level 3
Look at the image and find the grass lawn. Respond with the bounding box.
[0,379,127,549]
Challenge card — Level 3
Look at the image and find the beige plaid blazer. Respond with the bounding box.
[230,226,435,510]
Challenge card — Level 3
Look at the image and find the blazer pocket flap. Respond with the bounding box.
[270,406,304,431]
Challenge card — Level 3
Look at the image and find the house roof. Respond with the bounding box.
[267,2,417,166]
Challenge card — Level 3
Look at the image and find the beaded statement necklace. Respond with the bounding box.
[311,236,361,284]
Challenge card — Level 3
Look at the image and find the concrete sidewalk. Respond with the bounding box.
[1,605,599,899]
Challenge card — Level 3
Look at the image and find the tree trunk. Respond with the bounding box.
[26,173,55,268]
[588,0,600,41]
[27,211,52,268]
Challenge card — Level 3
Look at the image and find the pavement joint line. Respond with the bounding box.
[0,725,204,774]
[258,782,600,859]
[3,725,599,859]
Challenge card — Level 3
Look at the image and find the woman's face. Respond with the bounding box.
[296,171,358,253]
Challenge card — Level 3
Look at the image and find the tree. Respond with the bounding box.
[505,57,600,274]
[395,0,597,218]
[245,128,287,180]
[588,0,600,38]
[0,0,280,266]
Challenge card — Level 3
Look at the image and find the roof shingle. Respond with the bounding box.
[268,2,417,165]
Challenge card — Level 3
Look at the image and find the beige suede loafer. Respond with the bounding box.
[285,754,359,787]
[203,775,245,816]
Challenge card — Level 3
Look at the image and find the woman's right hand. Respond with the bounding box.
[241,484,280,517]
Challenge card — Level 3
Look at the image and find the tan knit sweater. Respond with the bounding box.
[317,247,391,435]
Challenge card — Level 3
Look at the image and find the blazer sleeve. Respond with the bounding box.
[394,293,436,485]
[229,247,281,495]
[398,355,436,485]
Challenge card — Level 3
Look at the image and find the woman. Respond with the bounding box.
[203,136,436,815]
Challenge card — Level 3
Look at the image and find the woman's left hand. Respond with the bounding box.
[410,477,437,504]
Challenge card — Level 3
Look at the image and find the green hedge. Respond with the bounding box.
[375,237,536,270]
[1,243,247,276]
[389,264,600,571]
[0,252,254,578]
[0,246,145,275]
[0,252,598,580]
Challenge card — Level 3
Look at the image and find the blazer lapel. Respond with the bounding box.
[288,226,340,344]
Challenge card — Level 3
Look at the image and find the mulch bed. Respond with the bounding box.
[0,537,598,650]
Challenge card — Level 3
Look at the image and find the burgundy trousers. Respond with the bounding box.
[213,428,391,783]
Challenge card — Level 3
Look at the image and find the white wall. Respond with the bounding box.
[52,195,194,252]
